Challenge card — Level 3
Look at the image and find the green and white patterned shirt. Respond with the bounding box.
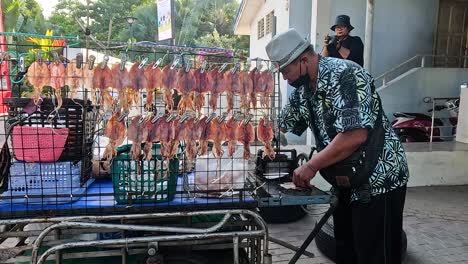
[278,56,409,201]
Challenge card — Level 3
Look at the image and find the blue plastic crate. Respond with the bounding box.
[1,161,94,204]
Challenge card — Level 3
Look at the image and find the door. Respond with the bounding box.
[434,0,468,67]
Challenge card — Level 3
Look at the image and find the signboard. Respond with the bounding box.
[157,0,173,41]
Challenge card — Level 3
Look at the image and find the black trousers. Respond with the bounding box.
[333,185,407,264]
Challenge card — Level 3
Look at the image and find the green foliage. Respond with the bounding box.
[46,0,86,36]
[1,0,21,32]
[195,29,249,54]
[172,0,248,53]
[3,0,249,54]
[2,0,45,33]
[118,3,158,42]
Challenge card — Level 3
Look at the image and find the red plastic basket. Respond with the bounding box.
[12,126,69,162]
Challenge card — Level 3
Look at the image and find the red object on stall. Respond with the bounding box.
[0,2,11,114]
[0,90,11,113]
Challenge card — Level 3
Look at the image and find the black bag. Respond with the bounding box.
[0,116,24,194]
[0,140,11,194]
[307,93,385,189]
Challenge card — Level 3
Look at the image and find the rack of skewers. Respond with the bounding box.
[0,42,282,207]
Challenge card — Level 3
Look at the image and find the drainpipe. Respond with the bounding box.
[364,0,374,71]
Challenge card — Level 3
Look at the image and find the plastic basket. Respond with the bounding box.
[111,144,180,204]
[12,126,69,162]
[1,161,94,204]
[5,97,96,184]
[5,98,95,161]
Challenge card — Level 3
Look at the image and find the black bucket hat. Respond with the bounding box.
[331,15,354,31]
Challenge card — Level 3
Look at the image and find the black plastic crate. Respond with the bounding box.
[5,97,96,184]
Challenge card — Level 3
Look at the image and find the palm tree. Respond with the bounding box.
[2,0,22,32]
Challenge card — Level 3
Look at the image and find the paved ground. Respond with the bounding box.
[268,185,468,264]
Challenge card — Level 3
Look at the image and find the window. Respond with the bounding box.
[257,18,265,39]
[266,11,274,34]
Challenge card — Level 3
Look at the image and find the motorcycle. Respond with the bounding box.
[392,98,459,142]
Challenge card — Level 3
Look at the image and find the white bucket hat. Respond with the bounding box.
[265,28,310,71]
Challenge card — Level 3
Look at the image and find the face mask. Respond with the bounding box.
[289,61,310,88]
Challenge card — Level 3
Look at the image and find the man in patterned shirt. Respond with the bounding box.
[266,29,409,264]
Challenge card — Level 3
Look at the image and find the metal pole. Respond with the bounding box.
[55,229,62,264]
[364,0,374,71]
[233,236,239,264]
[288,196,338,264]
[269,237,315,258]
[86,0,90,62]
[430,99,435,150]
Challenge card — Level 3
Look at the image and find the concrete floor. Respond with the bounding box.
[268,185,468,264]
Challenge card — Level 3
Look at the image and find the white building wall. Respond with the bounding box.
[248,0,294,137]
[311,0,332,52]
[378,67,468,120]
[248,0,290,61]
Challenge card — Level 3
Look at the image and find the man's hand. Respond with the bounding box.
[292,163,317,189]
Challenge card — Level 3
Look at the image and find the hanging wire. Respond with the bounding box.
[0,32,79,40]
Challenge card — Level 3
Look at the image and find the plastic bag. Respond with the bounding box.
[192,147,253,197]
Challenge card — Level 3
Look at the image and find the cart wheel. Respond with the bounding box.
[315,218,408,261]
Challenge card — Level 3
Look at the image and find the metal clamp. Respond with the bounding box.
[170,55,180,70]
[185,61,192,73]
[200,60,208,73]
[76,53,83,69]
[243,113,253,125]
[138,114,149,124]
[153,58,163,69]
[178,112,192,123]
[88,55,96,70]
[205,112,217,123]
[219,62,228,73]
[218,112,228,123]
[151,112,164,123]
[52,52,60,64]
[233,111,244,122]
[269,62,279,73]
[119,54,127,71]
[231,62,240,74]
[166,112,178,122]
[101,55,109,69]
[118,110,129,121]
[19,56,26,72]
[138,57,148,69]
[36,50,42,63]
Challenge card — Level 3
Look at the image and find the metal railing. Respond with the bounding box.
[375,55,468,88]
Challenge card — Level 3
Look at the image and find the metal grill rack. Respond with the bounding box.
[0,40,332,264]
